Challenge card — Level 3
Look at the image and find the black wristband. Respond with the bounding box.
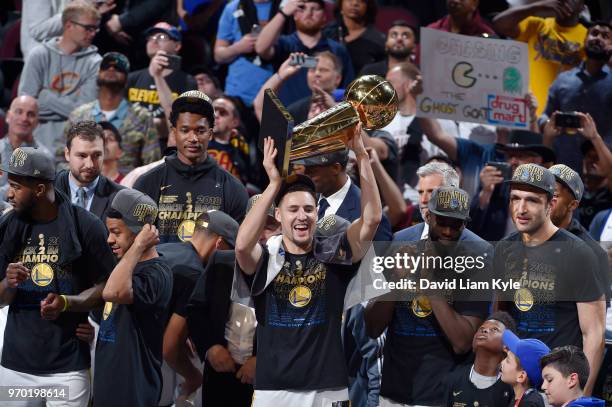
[278,8,289,18]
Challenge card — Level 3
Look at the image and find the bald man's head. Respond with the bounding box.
[7,96,39,140]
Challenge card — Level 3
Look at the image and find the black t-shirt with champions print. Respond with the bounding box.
[0,207,114,374]
[94,257,172,407]
[244,233,357,391]
[494,229,603,349]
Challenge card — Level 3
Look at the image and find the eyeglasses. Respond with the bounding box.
[70,20,100,33]
[147,33,172,43]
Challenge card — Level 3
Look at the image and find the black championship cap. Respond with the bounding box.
[300,150,349,167]
[427,186,471,221]
[508,163,556,196]
[195,210,239,248]
[110,189,158,233]
[549,164,584,201]
[275,174,316,206]
[101,52,130,74]
[171,90,215,126]
[496,130,556,163]
[247,194,275,218]
[3,147,55,181]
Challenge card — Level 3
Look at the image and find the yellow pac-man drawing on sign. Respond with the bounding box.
[452,62,477,88]
[289,285,312,308]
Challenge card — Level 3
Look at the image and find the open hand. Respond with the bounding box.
[278,52,305,81]
[262,137,281,185]
[346,123,367,156]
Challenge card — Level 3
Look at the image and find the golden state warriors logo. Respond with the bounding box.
[102,302,114,320]
[514,288,534,311]
[412,296,432,318]
[31,263,53,287]
[177,220,195,242]
[289,285,312,308]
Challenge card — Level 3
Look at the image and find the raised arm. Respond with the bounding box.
[492,0,563,38]
[253,53,303,122]
[214,36,258,65]
[367,147,406,228]
[149,51,175,125]
[410,75,458,161]
[103,225,160,304]
[346,124,383,262]
[417,117,459,162]
[578,112,612,191]
[256,0,303,59]
[429,299,482,354]
[235,138,281,274]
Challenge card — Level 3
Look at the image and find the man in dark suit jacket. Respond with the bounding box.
[55,170,123,222]
[303,150,392,241]
[56,121,124,221]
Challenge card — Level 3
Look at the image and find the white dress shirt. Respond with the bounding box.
[318,176,352,217]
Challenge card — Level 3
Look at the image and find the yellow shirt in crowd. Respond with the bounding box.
[514,17,587,116]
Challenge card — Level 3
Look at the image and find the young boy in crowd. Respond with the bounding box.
[445,312,516,407]
[540,346,606,407]
[501,330,550,407]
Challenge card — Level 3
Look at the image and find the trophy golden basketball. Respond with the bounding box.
[259,75,398,178]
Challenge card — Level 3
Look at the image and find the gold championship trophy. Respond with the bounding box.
[259,75,399,177]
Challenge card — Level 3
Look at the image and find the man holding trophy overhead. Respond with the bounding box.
[234,75,396,406]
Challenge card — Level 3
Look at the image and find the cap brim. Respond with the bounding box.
[496,144,556,163]
[275,174,316,206]
[2,165,55,181]
[502,329,521,354]
[505,179,552,195]
[172,96,214,111]
[427,207,470,222]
